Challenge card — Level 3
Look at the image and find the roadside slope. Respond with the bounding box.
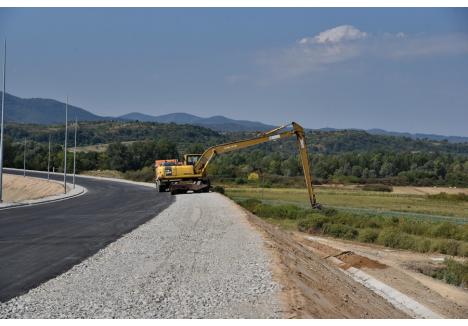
[2,174,64,203]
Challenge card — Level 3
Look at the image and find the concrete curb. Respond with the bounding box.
[1,170,87,210]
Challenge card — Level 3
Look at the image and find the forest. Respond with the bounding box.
[3,121,468,186]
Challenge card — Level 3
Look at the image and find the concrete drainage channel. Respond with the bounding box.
[308,236,443,319]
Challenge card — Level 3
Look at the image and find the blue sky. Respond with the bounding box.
[1,8,468,135]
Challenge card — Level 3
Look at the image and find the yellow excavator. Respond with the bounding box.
[155,122,319,208]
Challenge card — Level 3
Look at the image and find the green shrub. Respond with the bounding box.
[376,228,415,249]
[240,198,262,210]
[124,166,154,182]
[323,223,358,240]
[358,228,380,243]
[415,238,432,253]
[433,258,468,287]
[430,222,457,239]
[458,243,468,257]
[427,192,468,202]
[361,184,393,192]
[400,220,431,237]
[297,219,315,233]
[297,215,330,233]
[235,177,246,185]
[322,207,338,217]
[430,239,462,256]
[213,185,225,194]
[255,204,306,220]
[236,199,468,257]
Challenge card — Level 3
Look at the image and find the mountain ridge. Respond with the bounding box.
[2,92,467,143]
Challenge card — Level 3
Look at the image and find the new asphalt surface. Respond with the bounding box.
[0,170,173,302]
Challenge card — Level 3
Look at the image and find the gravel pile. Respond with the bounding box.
[0,193,282,318]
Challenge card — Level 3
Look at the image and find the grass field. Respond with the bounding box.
[225,184,468,258]
[225,186,468,223]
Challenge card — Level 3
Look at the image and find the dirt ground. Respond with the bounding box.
[230,202,409,318]
[2,174,64,203]
[297,234,468,318]
[227,197,468,318]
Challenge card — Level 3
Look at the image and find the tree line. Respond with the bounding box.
[207,150,468,187]
[2,137,178,174]
[2,121,468,186]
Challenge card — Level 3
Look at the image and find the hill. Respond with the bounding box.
[4,121,468,156]
[1,92,274,131]
[2,92,467,142]
[366,128,468,144]
[1,92,106,124]
[119,112,275,132]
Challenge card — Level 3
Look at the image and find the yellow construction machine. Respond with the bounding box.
[155,122,319,208]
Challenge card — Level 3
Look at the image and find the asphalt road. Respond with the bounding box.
[0,170,173,302]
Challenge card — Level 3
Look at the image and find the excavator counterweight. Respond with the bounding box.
[155,122,319,208]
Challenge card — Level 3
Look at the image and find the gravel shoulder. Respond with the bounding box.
[0,193,282,318]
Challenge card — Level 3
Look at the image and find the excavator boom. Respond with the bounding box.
[192,122,318,208]
[155,122,319,208]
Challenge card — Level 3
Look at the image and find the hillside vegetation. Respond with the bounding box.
[3,121,468,187]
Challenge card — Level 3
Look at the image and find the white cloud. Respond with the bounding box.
[256,25,468,81]
[299,25,367,45]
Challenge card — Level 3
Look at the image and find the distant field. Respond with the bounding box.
[75,144,109,153]
[75,141,138,153]
[225,185,468,223]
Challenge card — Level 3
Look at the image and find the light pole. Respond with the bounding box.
[63,97,68,194]
[23,137,26,177]
[73,117,77,189]
[0,39,6,202]
[47,134,51,181]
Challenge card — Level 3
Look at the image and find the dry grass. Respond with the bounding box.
[3,174,64,203]
[80,170,124,179]
[75,141,138,153]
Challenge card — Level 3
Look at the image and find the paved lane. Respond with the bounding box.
[0,170,173,302]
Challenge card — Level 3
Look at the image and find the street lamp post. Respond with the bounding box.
[0,40,6,202]
[47,134,51,181]
[23,137,26,177]
[63,97,68,194]
[73,117,77,189]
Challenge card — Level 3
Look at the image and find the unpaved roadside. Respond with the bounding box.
[2,174,64,203]
[229,201,409,318]
[0,193,282,318]
[296,234,468,318]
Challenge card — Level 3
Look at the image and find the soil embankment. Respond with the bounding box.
[2,174,64,203]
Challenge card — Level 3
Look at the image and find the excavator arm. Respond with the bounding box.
[194,122,319,208]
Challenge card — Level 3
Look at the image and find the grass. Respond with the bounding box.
[225,186,468,222]
[81,168,155,183]
[427,192,468,202]
[433,259,468,287]
[81,169,125,179]
[232,197,468,257]
[410,259,468,288]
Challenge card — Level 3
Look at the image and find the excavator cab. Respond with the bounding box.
[184,154,202,166]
